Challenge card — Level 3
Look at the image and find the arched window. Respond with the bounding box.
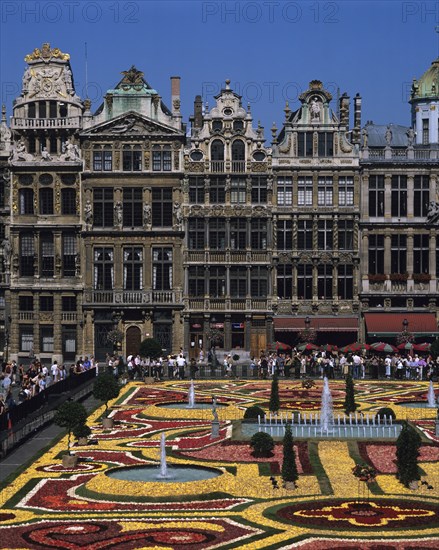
[211,139,224,172]
[231,140,245,172]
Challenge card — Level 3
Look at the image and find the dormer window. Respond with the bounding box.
[231,140,245,172]
[233,119,244,131]
[152,145,172,171]
[212,120,223,132]
[123,145,142,171]
[93,146,112,171]
[190,150,203,161]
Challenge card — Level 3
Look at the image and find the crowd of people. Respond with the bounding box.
[0,356,97,417]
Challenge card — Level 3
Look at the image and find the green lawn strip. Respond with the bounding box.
[112,385,138,406]
[307,441,333,496]
[1,477,42,509]
[347,440,384,495]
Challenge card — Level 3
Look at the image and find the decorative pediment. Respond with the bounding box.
[81,112,183,137]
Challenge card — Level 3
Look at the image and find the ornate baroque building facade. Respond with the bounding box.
[1,43,439,364]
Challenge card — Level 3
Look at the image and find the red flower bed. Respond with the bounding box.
[358,442,439,474]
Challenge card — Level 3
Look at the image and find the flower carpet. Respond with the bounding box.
[0,379,438,549]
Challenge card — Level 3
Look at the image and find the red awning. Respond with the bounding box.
[364,313,439,337]
[274,317,358,332]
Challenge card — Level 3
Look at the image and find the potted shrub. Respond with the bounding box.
[73,423,92,446]
[413,273,431,284]
[368,273,387,283]
[250,432,275,457]
[376,407,396,423]
[93,373,121,428]
[53,400,88,468]
[389,272,409,282]
[243,405,265,421]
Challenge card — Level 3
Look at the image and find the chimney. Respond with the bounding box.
[193,94,203,128]
[339,92,350,128]
[352,93,362,143]
[170,76,181,116]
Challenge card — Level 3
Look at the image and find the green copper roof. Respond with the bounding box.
[411,59,439,101]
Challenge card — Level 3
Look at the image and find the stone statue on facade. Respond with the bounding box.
[60,139,81,161]
[10,140,35,162]
[173,201,183,229]
[212,395,219,422]
[407,127,415,147]
[114,201,123,227]
[385,125,392,145]
[63,66,74,95]
[310,98,321,122]
[41,147,52,161]
[84,199,93,225]
[22,67,32,93]
[427,201,439,225]
[143,203,151,227]
[2,239,11,270]
[361,128,368,148]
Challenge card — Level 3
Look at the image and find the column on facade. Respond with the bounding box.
[53,230,62,279]
[204,176,210,205]
[361,229,369,278]
[312,171,318,207]
[224,314,231,351]
[406,230,414,276]
[34,231,40,278]
[244,314,252,351]
[332,261,338,300]
[333,215,339,252]
[384,232,391,274]
[333,173,339,211]
[53,293,62,360]
[353,258,360,298]
[429,229,436,279]
[353,215,359,253]
[85,244,93,289]
[407,174,414,218]
[358,173,368,220]
[182,314,190,356]
[34,290,40,355]
[429,173,437,202]
[312,258,318,300]
[384,174,392,219]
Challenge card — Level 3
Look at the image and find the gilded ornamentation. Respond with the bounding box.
[25,43,70,62]
[54,178,60,213]
[120,66,144,86]
[114,151,120,170]
[12,186,18,213]
[252,205,266,217]
[84,151,90,170]
[144,151,150,170]
[278,134,291,154]
[40,313,54,322]
[190,205,203,216]
[251,162,267,172]
[188,161,204,172]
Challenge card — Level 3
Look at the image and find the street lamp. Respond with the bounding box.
[402,318,408,331]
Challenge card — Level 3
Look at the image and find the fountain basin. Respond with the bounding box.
[240,422,402,440]
[107,464,221,483]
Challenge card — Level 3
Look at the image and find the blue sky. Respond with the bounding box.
[1,0,438,137]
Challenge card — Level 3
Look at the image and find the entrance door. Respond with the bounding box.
[251,331,266,358]
[126,326,141,358]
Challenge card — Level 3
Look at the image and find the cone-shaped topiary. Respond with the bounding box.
[53,400,88,451]
[396,422,422,488]
[281,423,298,484]
[344,373,357,414]
[269,373,280,413]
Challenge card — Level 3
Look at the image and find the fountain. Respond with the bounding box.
[427,380,437,408]
[157,432,171,479]
[187,380,195,408]
[319,377,334,432]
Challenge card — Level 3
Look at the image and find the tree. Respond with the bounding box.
[139,337,162,359]
[281,423,298,484]
[396,422,422,488]
[53,401,88,451]
[344,374,357,414]
[93,373,121,414]
[250,432,275,457]
[269,374,280,413]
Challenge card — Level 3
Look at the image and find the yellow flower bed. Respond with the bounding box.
[318,441,357,498]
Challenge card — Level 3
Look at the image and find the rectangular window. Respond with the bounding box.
[277,264,292,299]
[209,266,226,297]
[123,188,143,227]
[209,218,226,250]
[298,176,313,206]
[20,233,35,276]
[231,178,246,204]
[189,176,205,204]
[338,220,353,250]
[318,176,333,206]
[391,234,407,273]
[318,132,334,157]
[152,188,173,227]
[369,175,385,217]
[93,188,114,227]
[39,188,54,215]
[63,233,77,277]
[19,326,34,352]
[297,264,313,299]
[297,132,313,157]
[93,150,112,171]
[298,220,313,250]
[122,148,142,171]
[209,176,226,204]
[40,233,54,277]
[152,247,172,290]
[413,234,429,274]
[19,189,34,214]
[152,148,172,171]
[19,296,33,310]
[188,266,205,297]
[250,266,268,297]
[414,175,430,217]
[124,247,143,290]
[62,296,77,311]
[318,264,333,299]
[317,220,333,250]
[94,248,114,290]
[40,295,54,311]
[40,326,54,353]
[251,176,267,203]
[230,218,247,250]
[277,220,292,250]
[61,188,76,215]
[338,264,353,299]
[422,118,429,145]
[277,177,292,206]
[230,266,247,297]
[368,234,384,274]
[250,219,267,250]
[188,218,205,249]
[391,175,407,217]
[338,176,354,206]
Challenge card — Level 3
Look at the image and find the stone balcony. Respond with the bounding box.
[84,289,182,306]
[187,297,270,312]
[11,116,82,130]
